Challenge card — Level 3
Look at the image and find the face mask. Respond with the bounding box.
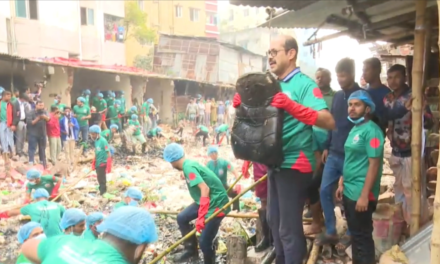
[35,234,46,240]
[28,181,36,185]
[54,99,59,104]
[128,200,139,206]
[133,244,147,264]
[347,116,365,124]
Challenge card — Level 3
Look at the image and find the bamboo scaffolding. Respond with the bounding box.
[147,174,268,264]
[410,0,427,236]
[431,2,440,262]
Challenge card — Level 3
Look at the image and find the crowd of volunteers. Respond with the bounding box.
[0,34,431,264]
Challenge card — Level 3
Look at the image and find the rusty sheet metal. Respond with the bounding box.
[153,35,220,83]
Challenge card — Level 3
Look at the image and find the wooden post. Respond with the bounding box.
[431,2,440,262]
[226,235,247,264]
[410,0,427,236]
[423,10,433,88]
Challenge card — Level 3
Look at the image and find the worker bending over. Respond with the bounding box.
[89,125,112,196]
[215,124,229,145]
[336,90,384,264]
[114,187,144,211]
[16,222,45,264]
[126,114,147,154]
[22,207,157,264]
[195,125,209,146]
[164,143,230,264]
[147,126,163,139]
[0,188,64,237]
[24,169,61,204]
[83,212,105,241]
[206,145,240,211]
[101,124,119,143]
[60,208,87,236]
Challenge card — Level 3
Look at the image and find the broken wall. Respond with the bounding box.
[145,77,174,124]
[72,68,132,107]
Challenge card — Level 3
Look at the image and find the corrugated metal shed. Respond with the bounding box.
[230,0,317,11]
[153,34,264,87]
[254,0,438,45]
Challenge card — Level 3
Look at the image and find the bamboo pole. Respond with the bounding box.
[148,209,258,218]
[227,163,252,193]
[410,0,427,236]
[147,175,268,264]
[430,2,440,262]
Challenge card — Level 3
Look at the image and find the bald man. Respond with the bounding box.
[234,35,335,264]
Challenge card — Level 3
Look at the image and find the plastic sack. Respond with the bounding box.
[231,71,284,166]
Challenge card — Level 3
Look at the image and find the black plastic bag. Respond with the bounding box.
[231,71,284,166]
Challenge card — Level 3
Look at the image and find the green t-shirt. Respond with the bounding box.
[312,127,328,152]
[51,103,66,112]
[142,102,150,116]
[106,98,114,107]
[147,128,160,137]
[92,96,100,109]
[343,120,384,201]
[217,124,229,133]
[20,200,65,237]
[37,236,128,264]
[206,158,233,186]
[94,136,110,167]
[73,105,91,127]
[26,175,59,196]
[0,101,7,122]
[182,159,230,218]
[98,99,107,112]
[322,89,336,111]
[118,97,126,111]
[198,125,209,133]
[128,120,141,136]
[83,229,97,241]
[101,129,112,142]
[113,201,127,211]
[84,95,90,106]
[279,72,328,172]
[107,106,118,124]
[10,97,17,104]
[16,253,32,264]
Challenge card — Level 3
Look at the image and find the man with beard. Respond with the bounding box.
[317,58,361,253]
[233,35,335,264]
[164,143,230,264]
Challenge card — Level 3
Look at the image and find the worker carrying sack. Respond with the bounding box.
[231,71,284,166]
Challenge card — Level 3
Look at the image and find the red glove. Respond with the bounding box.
[0,212,9,219]
[196,197,210,233]
[233,93,241,108]
[242,161,251,179]
[91,159,96,170]
[106,156,112,173]
[234,184,242,194]
[118,114,122,118]
[50,181,61,198]
[271,92,318,126]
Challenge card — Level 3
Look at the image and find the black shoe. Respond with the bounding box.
[172,235,198,263]
[261,247,276,264]
[255,209,270,253]
[203,253,216,264]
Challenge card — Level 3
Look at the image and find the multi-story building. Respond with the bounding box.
[126,0,219,67]
[219,5,268,33]
[0,0,126,65]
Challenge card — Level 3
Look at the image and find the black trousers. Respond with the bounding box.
[195,131,208,146]
[224,184,239,211]
[96,165,107,195]
[343,196,377,264]
[177,203,224,258]
[268,168,312,264]
[28,134,47,168]
[308,165,323,205]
